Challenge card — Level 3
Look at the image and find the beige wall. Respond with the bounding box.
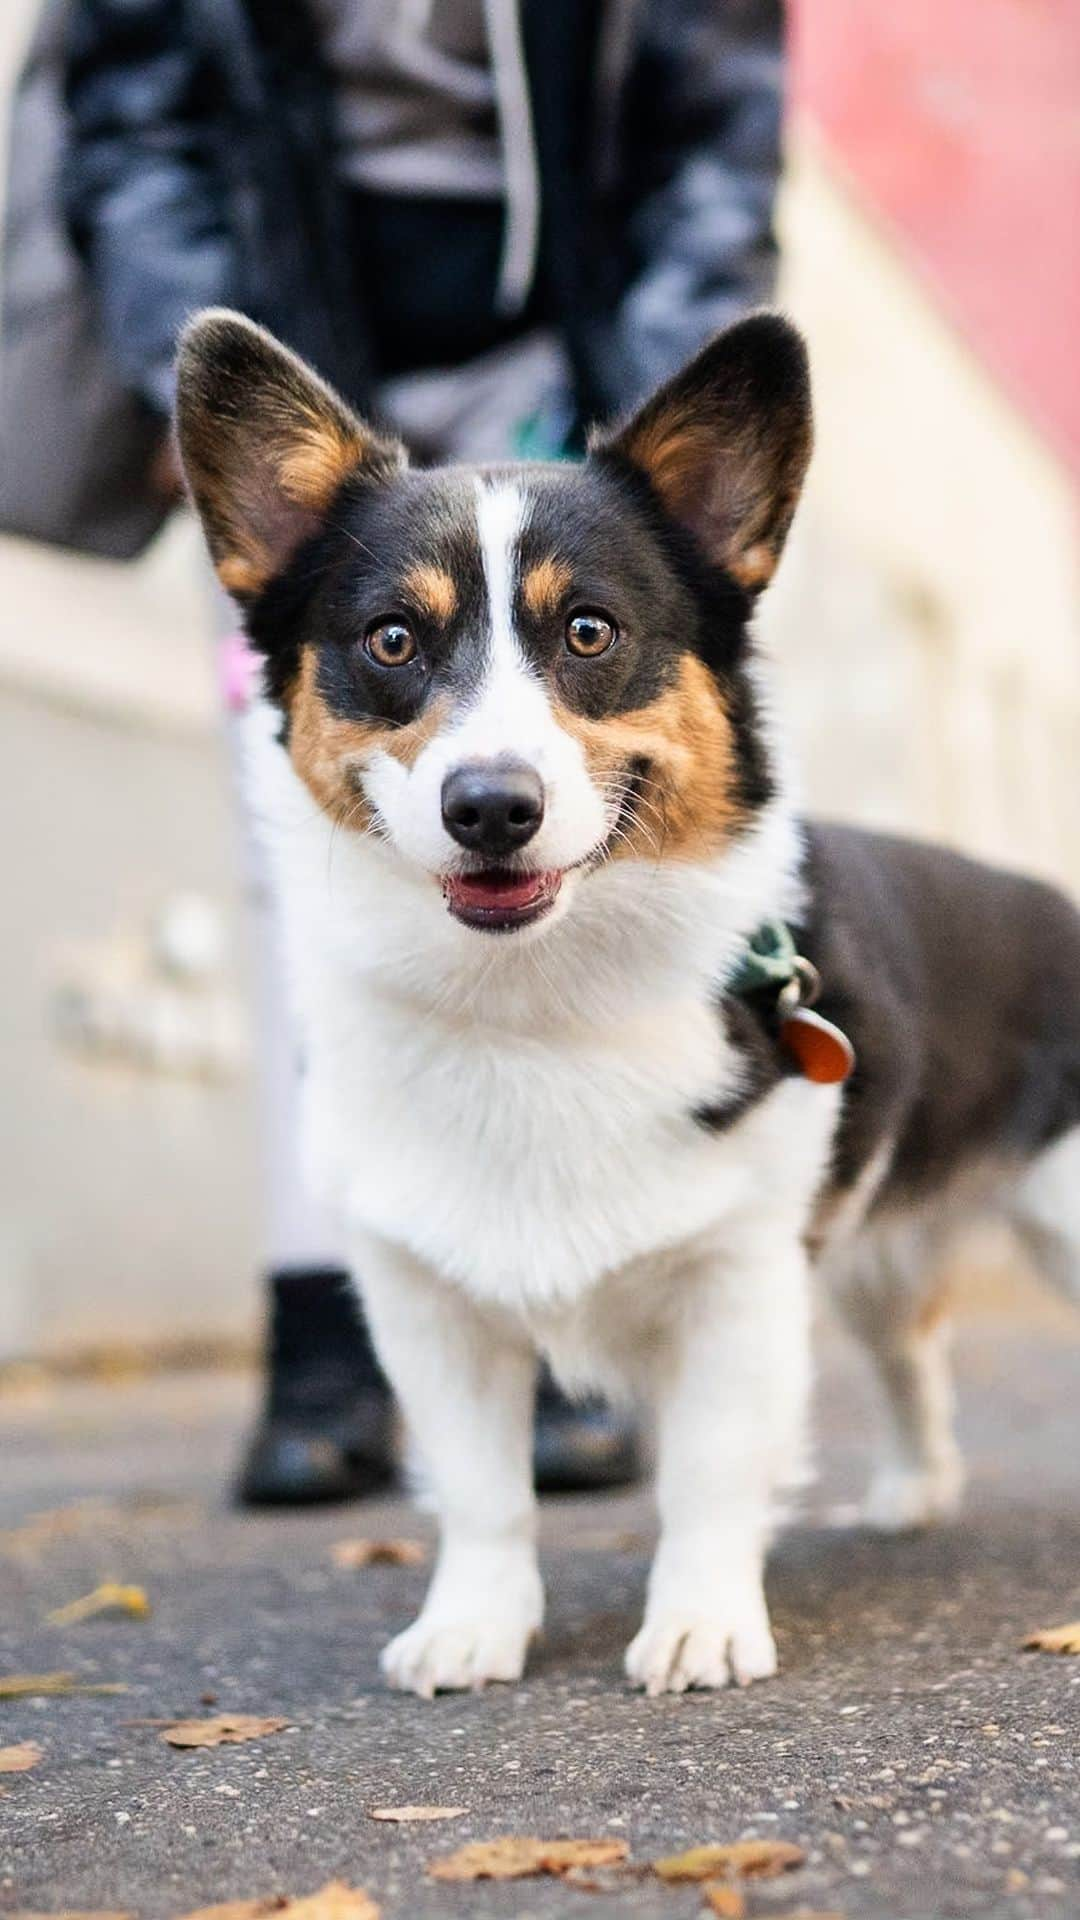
[768,127,1080,895]
[1,0,259,1358]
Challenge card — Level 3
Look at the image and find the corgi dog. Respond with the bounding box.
[177,310,1080,1697]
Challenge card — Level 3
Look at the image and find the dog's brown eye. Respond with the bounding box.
[365,620,417,668]
[566,610,617,658]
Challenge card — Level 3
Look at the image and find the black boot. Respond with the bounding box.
[532,1366,643,1494]
[236,1267,397,1506]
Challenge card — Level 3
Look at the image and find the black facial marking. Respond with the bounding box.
[591,455,776,815]
[590,452,756,675]
[721,663,774,815]
[246,515,341,709]
[242,448,774,822]
[521,459,774,816]
[248,467,490,729]
[511,462,756,719]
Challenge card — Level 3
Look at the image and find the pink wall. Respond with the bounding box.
[791,0,1080,477]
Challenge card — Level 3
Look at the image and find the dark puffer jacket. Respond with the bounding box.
[1,0,783,556]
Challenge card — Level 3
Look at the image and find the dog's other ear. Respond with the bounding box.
[593,314,812,593]
[176,310,405,602]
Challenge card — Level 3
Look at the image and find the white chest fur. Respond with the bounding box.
[308,984,771,1305]
[249,707,834,1313]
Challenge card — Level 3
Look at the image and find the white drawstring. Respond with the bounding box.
[482,0,541,314]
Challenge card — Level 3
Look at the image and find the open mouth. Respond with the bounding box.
[442,867,563,933]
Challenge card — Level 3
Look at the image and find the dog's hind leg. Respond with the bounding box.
[1007,1126,1080,1310]
[830,1218,966,1532]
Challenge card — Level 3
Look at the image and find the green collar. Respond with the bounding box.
[728,920,855,1085]
[728,919,805,1001]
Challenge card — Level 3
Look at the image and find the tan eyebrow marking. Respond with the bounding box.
[521,556,572,620]
[402,563,458,623]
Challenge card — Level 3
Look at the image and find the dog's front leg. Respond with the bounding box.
[626,1233,811,1696]
[354,1234,542,1697]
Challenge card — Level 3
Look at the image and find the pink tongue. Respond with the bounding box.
[450,870,548,911]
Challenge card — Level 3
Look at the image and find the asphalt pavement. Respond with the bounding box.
[1,1314,1078,1920]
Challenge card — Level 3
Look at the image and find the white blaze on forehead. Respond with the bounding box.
[457,478,543,756]
[475,478,524,668]
[362,475,611,877]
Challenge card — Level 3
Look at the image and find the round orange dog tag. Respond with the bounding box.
[779,1006,855,1085]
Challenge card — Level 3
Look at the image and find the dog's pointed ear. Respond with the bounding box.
[176,310,405,602]
[592,314,812,593]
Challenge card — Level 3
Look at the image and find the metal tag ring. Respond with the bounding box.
[792,955,821,1009]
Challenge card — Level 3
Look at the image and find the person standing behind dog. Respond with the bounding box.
[1,0,784,1504]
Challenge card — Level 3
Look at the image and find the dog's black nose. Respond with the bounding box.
[441,762,545,858]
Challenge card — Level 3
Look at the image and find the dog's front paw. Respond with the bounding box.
[381,1603,539,1698]
[861,1456,965,1533]
[625,1591,777,1696]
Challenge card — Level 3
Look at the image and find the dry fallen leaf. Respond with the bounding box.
[161,1713,289,1750]
[176,1885,376,1920]
[48,1583,151,1626]
[282,1885,378,1920]
[0,1742,43,1773]
[3,1497,197,1569]
[0,1671,127,1698]
[330,1538,426,1570]
[369,1805,468,1823]
[702,1888,746,1919]
[1023,1621,1080,1655]
[653,1841,805,1882]
[1,1503,109,1555]
[429,1837,629,1882]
